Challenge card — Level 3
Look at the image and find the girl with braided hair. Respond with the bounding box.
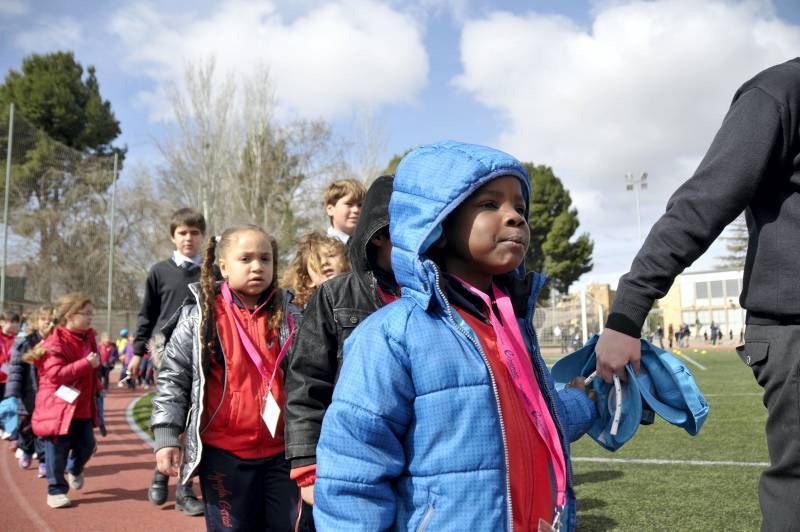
[151,224,302,531]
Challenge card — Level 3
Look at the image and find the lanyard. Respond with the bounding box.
[455,277,567,510]
[220,282,291,391]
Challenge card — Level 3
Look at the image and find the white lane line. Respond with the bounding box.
[572,457,768,467]
[675,353,707,370]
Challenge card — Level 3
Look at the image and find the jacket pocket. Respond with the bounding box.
[333,308,369,329]
[736,342,769,367]
[736,341,770,386]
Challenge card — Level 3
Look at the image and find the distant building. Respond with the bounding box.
[659,268,745,336]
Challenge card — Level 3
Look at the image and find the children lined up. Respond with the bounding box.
[6,143,599,530]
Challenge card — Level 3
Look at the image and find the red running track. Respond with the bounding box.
[0,380,205,532]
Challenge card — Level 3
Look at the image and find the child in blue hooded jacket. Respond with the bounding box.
[314,141,597,531]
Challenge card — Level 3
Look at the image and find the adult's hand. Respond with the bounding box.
[127,354,142,378]
[595,328,641,383]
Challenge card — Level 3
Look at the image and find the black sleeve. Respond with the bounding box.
[608,88,785,336]
[133,265,161,356]
[5,339,28,409]
[284,285,340,469]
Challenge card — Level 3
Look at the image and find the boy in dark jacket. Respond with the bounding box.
[130,207,206,516]
[285,175,396,518]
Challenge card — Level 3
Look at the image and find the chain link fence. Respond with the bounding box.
[0,104,138,336]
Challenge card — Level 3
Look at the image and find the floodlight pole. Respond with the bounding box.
[1,104,15,312]
[106,153,118,335]
[625,172,648,243]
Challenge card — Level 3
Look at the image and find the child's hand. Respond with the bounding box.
[567,376,596,402]
[86,352,100,369]
[301,485,314,505]
[155,447,182,477]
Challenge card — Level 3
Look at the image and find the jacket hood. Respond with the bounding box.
[348,175,393,275]
[390,140,538,310]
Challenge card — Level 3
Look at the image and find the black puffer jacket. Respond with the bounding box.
[284,175,395,469]
[4,332,42,415]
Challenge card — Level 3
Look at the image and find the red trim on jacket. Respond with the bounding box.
[457,307,554,528]
[32,327,100,437]
[201,294,285,459]
[290,464,317,487]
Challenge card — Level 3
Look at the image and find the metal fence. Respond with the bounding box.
[0,104,137,336]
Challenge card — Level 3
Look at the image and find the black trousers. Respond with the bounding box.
[739,324,800,531]
[198,445,298,531]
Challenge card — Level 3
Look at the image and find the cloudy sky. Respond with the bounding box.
[1,0,799,289]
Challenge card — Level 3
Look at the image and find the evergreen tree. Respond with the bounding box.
[523,163,593,295]
[0,51,123,302]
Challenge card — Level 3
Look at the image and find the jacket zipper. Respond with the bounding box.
[416,504,435,532]
[432,269,514,532]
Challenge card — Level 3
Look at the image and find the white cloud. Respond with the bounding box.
[0,0,29,16]
[13,16,82,52]
[456,0,800,285]
[109,0,429,121]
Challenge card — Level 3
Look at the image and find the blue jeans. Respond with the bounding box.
[43,419,95,495]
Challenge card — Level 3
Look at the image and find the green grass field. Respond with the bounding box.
[132,391,155,439]
[541,348,767,531]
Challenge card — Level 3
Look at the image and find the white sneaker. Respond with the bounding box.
[46,493,71,508]
[68,472,84,490]
[14,448,23,459]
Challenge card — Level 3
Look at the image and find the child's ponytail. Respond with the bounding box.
[266,234,284,333]
[199,236,218,361]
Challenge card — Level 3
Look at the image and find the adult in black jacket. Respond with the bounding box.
[285,175,397,511]
[595,58,800,530]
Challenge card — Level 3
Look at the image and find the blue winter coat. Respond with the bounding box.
[314,141,597,531]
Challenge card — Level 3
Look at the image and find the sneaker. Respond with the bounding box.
[17,452,31,469]
[14,448,23,459]
[68,472,84,490]
[37,463,47,478]
[46,493,71,508]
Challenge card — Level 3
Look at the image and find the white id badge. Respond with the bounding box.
[262,390,281,438]
[55,385,80,404]
[0,363,10,375]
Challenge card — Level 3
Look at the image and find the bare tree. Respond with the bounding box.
[155,58,346,254]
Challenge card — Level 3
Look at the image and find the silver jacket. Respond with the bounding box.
[150,283,300,484]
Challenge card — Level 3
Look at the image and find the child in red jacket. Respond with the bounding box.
[30,293,101,509]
